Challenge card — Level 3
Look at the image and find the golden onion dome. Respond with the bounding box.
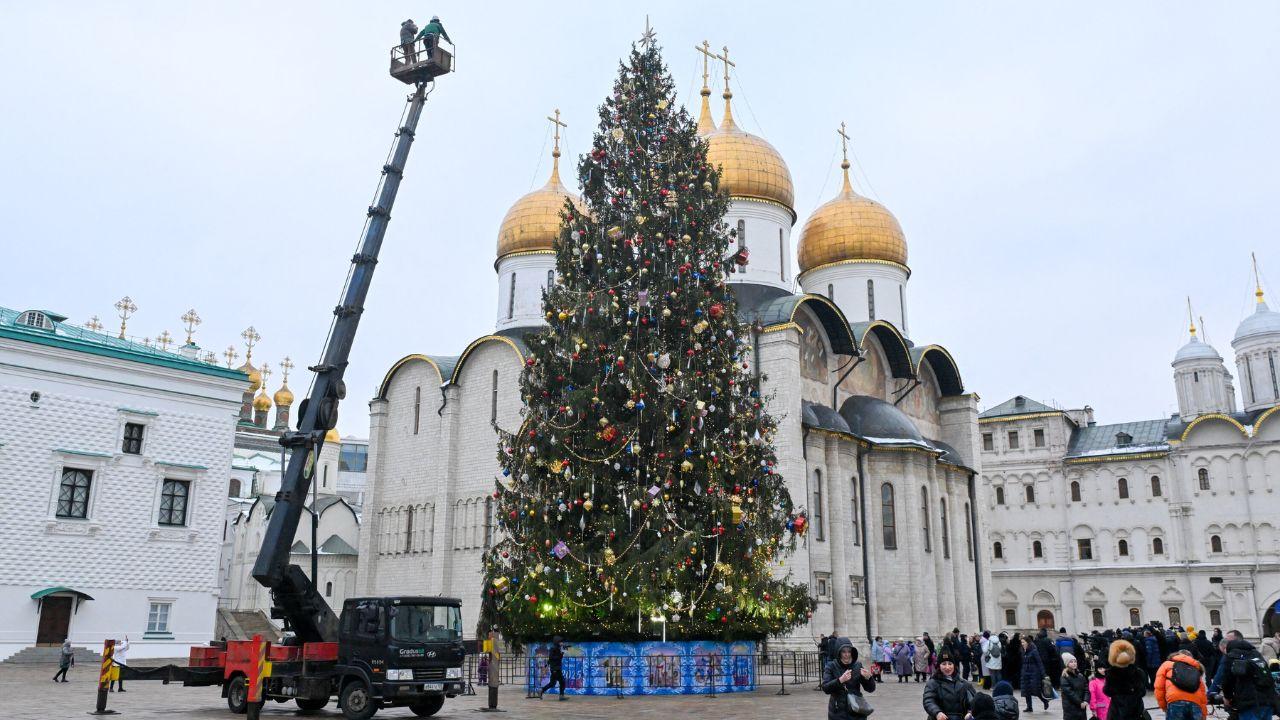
[252,388,272,412]
[797,159,908,272]
[273,383,294,407]
[495,148,585,263]
[240,361,261,392]
[703,90,794,216]
[325,428,341,444]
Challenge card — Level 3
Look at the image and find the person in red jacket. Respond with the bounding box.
[1155,650,1208,720]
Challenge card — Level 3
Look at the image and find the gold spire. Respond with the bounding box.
[837,121,853,193]
[695,41,718,135]
[1186,297,1197,338]
[719,45,737,128]
[546,108,566,185]
[1254,252,1265,303]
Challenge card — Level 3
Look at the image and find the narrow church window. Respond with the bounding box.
[993,541,1003,559]
[484,497,494,549]
[1198,468,1210,491]
[940,498,950,559]
[404,506,414,553]
[1150,476,1162,497]
[1129,608,1141,625]
[413,386,421,435]
[1117,477,1129,499]
[1270,351,1279,399]
[1005,608,1017,626]
[1168,607,1181,625]
[1032,540,1043,558]
[1246,359,1257,404]
[1152,537,1164,555]
[322,464,328,490]
[867,279,875,320]
[1118,539,1129,556]
[965,502,974,561]
[899,285,907,332]
[490,370,499,423]
[881,483,897,550]
[507,273,517,319]
[850,477,860,546]
[1034,428,1045,447]
[995,486,1004,505]
[326,581,333,597]
[1070,481,1081,503]
[778,229,786,281]
[1193,371,1199,383]
[737,219,746,251]
[1024,484,1035,504]
[1210,534,1223,553]
[827,284,834,302]
[1077,538,1093,560]
[983,433,994,452]
[1008,431,1020,449]
[1092,608,1104,627]
[812,469,825,541]
[1210,609,1222,625]
[547,269,554,288]
[920,486,931,553]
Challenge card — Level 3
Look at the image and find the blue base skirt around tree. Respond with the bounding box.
[526,640,757,696]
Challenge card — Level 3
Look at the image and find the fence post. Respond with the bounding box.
[776,651,789,696]
[90,639,118,715]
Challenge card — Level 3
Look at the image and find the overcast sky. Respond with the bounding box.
[3,2,1278,436]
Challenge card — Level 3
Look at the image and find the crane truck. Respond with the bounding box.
[117,36,460,720]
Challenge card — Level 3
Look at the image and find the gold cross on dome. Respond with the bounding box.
[203,351,217,364]
[837,122,851,164]
[695,40,717,90]
[84,316,103,332]
[157,330,173,351]
[223,345,238,368]
[640,15,655,49]
[181,308,201,344]
[260,363,272,387]
[241,326,260,362]
[280,356,294,383]
[114,295,137,339]
[720,45,736,93]
[547,108,567,158]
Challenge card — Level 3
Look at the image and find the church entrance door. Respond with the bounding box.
[36,596,72,645]
[1036,610,1055,629]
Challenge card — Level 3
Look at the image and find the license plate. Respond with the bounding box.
[423,683,444,691]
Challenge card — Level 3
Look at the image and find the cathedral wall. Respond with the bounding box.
[724,200,794,292]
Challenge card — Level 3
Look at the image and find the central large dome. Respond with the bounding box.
[702,96,795,215]
[495,152,584,263]
[797,163,907,272]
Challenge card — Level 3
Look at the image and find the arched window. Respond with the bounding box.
[1152,537,1164,555]
[1168,607,1182,625]
[1210,609,1222,626]
[1118,478,1129,499]
[881,483,897,550]
[850,477,860,546]
[812,469,825,542]
[1070,481,1081,502]
[737,219,746,251]
[867,279,876,320]
[507,272,517,319]
[547,269,554,288]
[920,486,931,552]
[490,369,500,423]
[1091,608,1104,627]
[1025,484,1035,504]
[1151,476,1162,497]
[995,487,1005,505]
[940,498,950,559]
[1118,539,1129,556]
[1198,468,1210,491]
[325,581,333,597]
[827,283,834,301]
[993,541,1003,559]
[1032,540,1043,558]
[1211,534,1223,553]
[1129,608,1141,626]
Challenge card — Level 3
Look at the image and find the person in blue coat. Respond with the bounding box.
[1019,636,1049,713]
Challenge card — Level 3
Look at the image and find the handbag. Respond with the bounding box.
[846,691,874,717]
[1042,677,1054,698]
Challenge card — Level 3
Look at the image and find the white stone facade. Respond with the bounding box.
[724,199,795,293]
[800,261,910,334]
[0,311,244,660]
[495,252,556,332]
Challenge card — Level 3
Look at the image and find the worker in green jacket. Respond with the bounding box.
[416,15,451,56]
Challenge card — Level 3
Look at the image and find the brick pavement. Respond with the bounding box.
[0,661,1171,720]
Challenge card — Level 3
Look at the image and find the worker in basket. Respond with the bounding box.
[400,19,419,63]
[416,15,451,58]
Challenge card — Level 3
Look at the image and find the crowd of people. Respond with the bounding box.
[817,624,1280,720]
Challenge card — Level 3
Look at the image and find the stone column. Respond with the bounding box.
[825,434,850,632]
[432,384,462,591]
[356,397,389,595]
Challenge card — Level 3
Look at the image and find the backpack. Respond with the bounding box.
[988,641,1003,659]
[1170,660,1202,693]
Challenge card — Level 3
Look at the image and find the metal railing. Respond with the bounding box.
[457,651,823,697]
[389,37,456,73]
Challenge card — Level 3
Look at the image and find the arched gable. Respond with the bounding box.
[851,320,913,378]
[377,354,453,400]
[911,345,964,396]
[449,335,525,385]
[1179,413,1249,444]
[754,293,857,356]
[1254,406,1280,439]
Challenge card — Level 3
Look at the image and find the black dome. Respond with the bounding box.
[839,395,924,443]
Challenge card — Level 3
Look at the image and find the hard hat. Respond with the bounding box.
[431,15,440,21]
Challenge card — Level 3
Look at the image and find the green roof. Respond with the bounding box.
[0,306,247,382]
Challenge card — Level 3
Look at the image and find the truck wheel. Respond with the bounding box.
[340,681,378,720]
[296,697,328,714]
[410,695,445,717]
[226,676,248,715]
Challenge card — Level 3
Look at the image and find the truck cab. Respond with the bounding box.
[335,596,465,718]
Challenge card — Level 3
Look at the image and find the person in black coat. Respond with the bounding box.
[822,637,875,720]
[1059,653,1089,720]
[1037,628,1063,689]
[1005,633,1024,690]
[1102,639,1147,720]
[1019,636,1049,712]
[923,650,978,720]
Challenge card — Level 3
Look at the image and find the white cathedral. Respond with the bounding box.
[980,276,1280,638]
[356,53,991,647]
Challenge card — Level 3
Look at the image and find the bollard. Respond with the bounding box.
[245,634,266,720]
[90,639,118,715]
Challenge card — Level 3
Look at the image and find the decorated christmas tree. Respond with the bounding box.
[480,35,812,642]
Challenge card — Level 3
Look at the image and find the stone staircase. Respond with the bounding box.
[215,609,282,642]
[4,645,102,665]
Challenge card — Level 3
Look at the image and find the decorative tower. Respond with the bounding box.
[796,122,910,333]
[237,326,261,424]
[253,362,273,428]
[494,110,585,332]
[1173,298,1236,422]
[702,46,796,293]
[1232,255,1280,412]
[273,357,295,432]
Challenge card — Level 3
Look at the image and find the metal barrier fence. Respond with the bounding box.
[458,651,823,697]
